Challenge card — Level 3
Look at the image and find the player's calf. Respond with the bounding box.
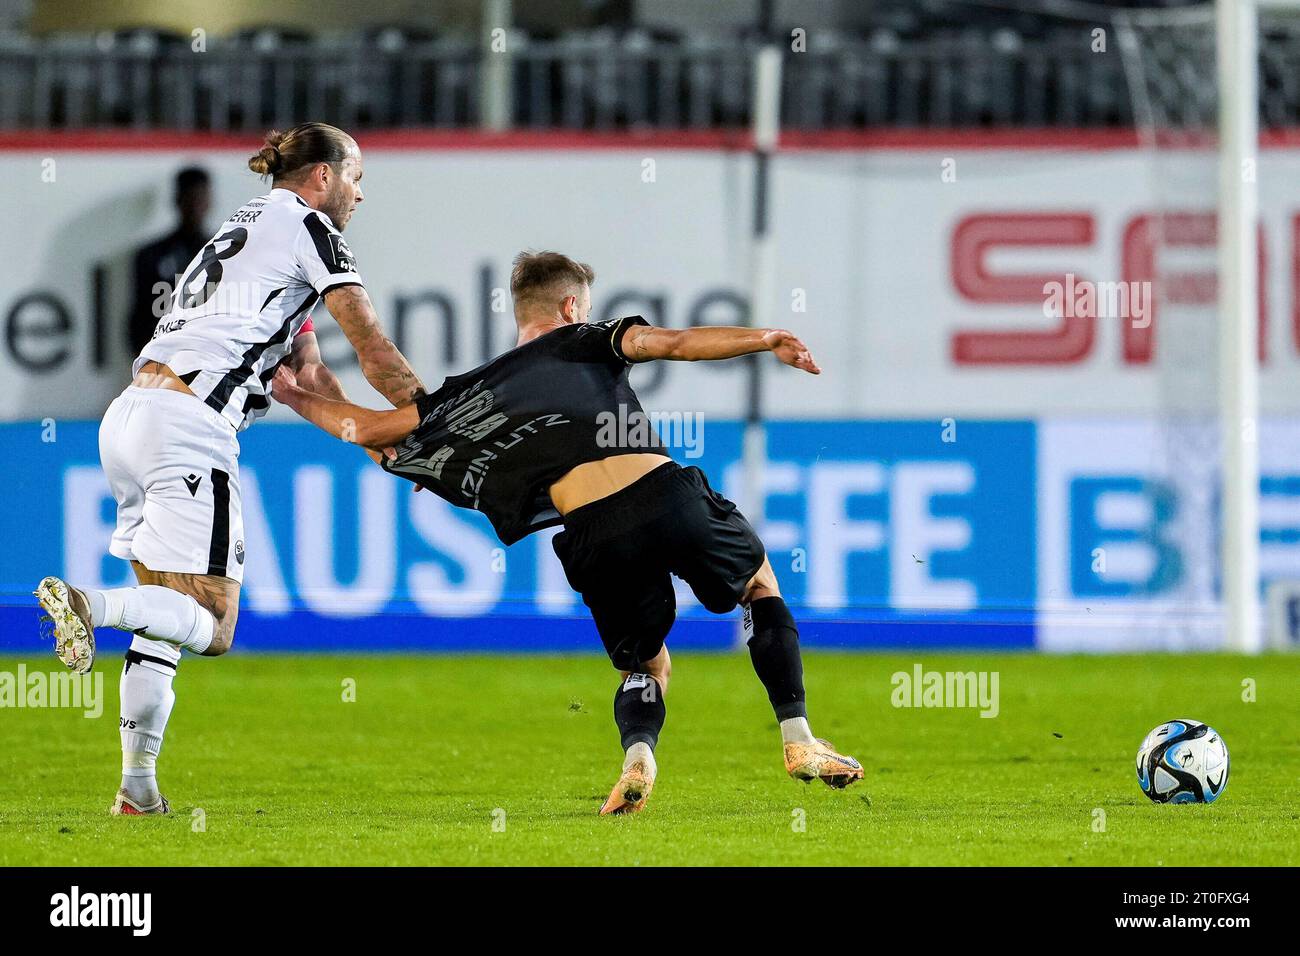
[744,591,810,730]
[602,653,668,815]
[740,565,863,789]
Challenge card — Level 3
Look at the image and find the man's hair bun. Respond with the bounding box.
[248,132,286,176]
[247,124,351,181]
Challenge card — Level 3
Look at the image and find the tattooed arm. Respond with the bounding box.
[621,325,821,374]
[322,284,427,406]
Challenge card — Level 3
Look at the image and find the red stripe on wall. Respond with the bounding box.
[0,128,752,152]
[2,127,1300,152]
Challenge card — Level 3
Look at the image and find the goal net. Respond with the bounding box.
[1112,1,1299,650]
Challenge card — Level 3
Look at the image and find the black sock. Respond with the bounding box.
[746,596,807,721]
[613,672,666,751]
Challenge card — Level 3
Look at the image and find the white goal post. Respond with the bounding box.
[1217,0,1300,650]
[1119,0,1275,653]
[1218,0,1263,653]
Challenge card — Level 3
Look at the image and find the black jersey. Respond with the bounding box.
[383,315,666,544]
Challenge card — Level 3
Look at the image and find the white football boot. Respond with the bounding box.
[111,789,172,816]
[35,575,96,674]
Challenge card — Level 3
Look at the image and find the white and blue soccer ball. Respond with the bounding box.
[1136,719,1229,804]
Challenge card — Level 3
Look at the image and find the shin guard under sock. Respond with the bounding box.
[746,596,808,721]
[119,637,178,804]
[613,672,666,751]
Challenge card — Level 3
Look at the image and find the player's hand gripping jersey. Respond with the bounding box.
[137,188,361,431]
[383,315,664,544]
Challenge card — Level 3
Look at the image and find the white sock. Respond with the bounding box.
[624,740,656,773]
[87,585,214,654]
[121,752,159,806]
[780,716,816,745]
[119,637,178,805]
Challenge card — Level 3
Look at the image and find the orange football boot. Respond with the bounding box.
[599,757,656,815]
[784,738,864,789]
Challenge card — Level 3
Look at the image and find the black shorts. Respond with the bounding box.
[551,462,766,671]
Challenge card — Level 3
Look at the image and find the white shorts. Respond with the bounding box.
[100,386,245,583]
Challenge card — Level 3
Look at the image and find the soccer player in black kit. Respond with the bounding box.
[273,251,863,814]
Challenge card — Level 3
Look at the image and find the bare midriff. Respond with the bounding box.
[549,453,674,516]
[132,360,195,396]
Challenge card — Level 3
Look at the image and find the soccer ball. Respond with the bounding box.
[1135,719,1229,804]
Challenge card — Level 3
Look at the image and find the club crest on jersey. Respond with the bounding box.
[330,234,356,272]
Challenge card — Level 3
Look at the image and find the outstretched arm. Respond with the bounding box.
[272,365,420,451]
[322,284,427,406]
[621,325,821,374]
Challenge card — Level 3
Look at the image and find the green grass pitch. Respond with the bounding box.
[1,650,1296,866]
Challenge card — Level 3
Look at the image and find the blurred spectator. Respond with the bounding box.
[126,167,211,357]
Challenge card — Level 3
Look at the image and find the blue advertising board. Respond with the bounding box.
[0,418,1037,652]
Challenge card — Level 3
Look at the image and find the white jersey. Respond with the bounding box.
[135,187,363,431]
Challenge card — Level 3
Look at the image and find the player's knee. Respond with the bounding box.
[652,665,670,697]
[201,607,239,656]
[620,652,670,697]
[740,558,780,605]
[610,631,670,676]
[205,632,234,656]
[643,646,671,694]
[610,638,656,674]
[204,627,235,656]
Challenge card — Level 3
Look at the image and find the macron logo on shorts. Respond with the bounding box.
[183,473,202,497]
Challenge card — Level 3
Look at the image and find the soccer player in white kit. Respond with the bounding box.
[35,122,425,815]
